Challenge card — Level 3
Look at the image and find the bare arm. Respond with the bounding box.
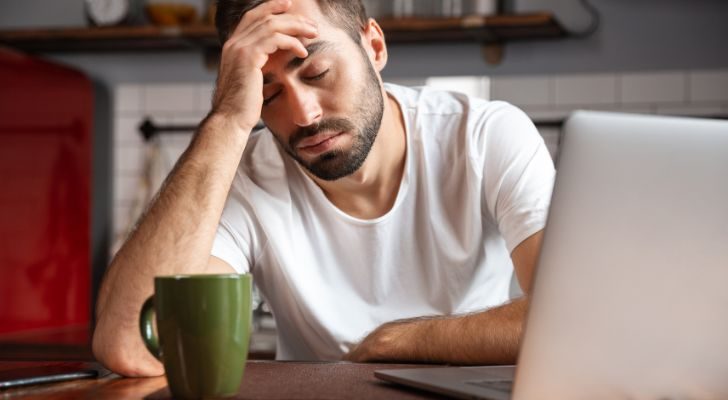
[92,0,319,377]
[343,230,544,364]
[93,115,244,377]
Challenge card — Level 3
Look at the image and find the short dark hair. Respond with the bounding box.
[215,0,369,45]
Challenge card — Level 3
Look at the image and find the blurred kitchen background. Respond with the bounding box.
[1,0,727,360]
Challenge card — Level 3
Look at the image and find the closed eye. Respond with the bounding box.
[263,91,280,106]
[304,69,329,81]
[263,70,330,106]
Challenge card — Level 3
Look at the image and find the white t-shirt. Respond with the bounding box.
[211,83,555,360]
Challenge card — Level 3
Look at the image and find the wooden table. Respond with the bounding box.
[0,360,443,399]
[0,326,445,398]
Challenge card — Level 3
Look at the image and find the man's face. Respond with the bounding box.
[259,0,385,181]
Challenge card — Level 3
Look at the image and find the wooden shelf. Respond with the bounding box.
[0,13,565,54]
[0,24,219,53]
[379,13,565,43]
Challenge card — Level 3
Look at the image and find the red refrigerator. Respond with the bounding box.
[0,47,96,339]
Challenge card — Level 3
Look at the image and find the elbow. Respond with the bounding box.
[92,320,164,377]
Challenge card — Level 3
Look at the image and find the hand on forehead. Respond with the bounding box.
[259,2,348,69]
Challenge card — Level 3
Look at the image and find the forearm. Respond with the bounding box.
[347,297,528,365]
[93,114,248,375]
[422,297,527,364]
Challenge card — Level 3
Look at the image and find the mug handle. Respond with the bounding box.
[139,296,162,361]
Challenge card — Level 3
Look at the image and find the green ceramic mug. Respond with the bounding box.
[139,274,252,399]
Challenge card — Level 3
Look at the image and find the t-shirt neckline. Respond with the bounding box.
[296,84,412,226]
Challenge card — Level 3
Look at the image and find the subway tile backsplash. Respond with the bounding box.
[655,104,724,118]
[490,76,552,107]
[619,71,686,104]
[553,73,618,106]
[111,69,728,250]
[689,70,728,102]
[113,84,144,115]
[143,84,200,114]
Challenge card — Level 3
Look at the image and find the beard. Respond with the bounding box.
[270,48,385,181]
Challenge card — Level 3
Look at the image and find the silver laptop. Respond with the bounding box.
[376,111,728,399]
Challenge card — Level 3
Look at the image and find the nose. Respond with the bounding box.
[287,86,322,127]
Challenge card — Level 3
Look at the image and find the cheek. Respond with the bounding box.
[323,66,364,111]
[270,129,294,149]
[260,115,289,140]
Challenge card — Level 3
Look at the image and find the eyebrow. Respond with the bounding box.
[263,41,333,85]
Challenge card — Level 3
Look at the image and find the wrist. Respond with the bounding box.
[387,317,448,363]
[380,319,429,362]
[190,112,250,156]
[205,110,257,138]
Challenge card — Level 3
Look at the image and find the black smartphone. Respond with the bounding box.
[0,362,110,389]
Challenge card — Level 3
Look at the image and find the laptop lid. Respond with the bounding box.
[514,111,728,399]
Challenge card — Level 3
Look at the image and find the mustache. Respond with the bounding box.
[289,118,356,150]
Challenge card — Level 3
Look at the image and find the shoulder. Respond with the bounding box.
[386,82,528,132]
[385,82,522,119]
[385,83,534,152]
[466,100,541,163]
[385,82,473,118]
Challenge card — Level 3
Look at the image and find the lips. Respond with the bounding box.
[297,131,344,150]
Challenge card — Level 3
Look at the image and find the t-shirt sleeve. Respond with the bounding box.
[476,102,556,253]
[210,179,259,274]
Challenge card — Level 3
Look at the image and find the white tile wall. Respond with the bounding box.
[655,104,723,117]
[554,74,618,106]
[114,116,145,146]
[689,70,728,102]
[161,131,194,147]
[491,76,552,107]
[612,105,655,115]
[113,175,140,205]
[114,144,145,174]
[172,114,205,126]
[554,74,617,106]
[113,84,144,115]
[143,84,200,114]
[619,71,686,104]
[112,82,213,247]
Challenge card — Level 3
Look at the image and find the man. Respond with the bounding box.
[93,0,554,377]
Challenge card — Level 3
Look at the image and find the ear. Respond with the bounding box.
[360,18,388,72]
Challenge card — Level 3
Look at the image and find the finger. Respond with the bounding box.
[231,0,293,38]
[225,16,317,60]
[261,32,309,59]
[227,32,309,70]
